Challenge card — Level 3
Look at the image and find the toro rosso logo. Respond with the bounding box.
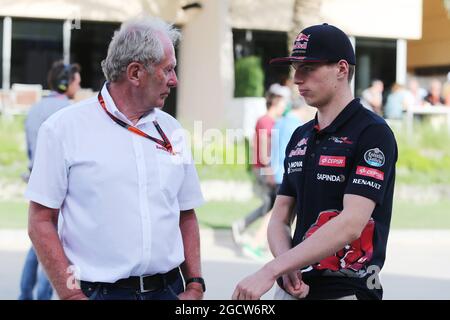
[329,136,353,145]
[296,138,308,147]
[303,210,375,272]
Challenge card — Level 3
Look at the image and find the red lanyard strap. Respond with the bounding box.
[97,92,173,154]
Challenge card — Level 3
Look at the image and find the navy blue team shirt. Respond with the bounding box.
[278,98,398,300]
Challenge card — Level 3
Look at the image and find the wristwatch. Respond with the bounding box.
[185,277,206,292]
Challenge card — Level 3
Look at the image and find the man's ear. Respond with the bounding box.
[126,62,144,87]
[336,60,349,81]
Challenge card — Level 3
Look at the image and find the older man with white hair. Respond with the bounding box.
[26,16,205,300]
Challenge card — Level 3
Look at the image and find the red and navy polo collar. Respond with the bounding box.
[312,98,362,134]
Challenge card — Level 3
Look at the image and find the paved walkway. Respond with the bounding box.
[1,228,450,300]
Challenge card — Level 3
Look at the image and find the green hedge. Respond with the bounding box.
[394,122,450,184]
[234,56,265,97]
[2,115,450,185]
[0,117,27,166]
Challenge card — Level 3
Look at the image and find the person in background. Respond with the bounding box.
[271,97,306,187]
[404,78,426,109]
[442,72,450,107]
[384,83,408,120]
[232,83,288,259]
[242,96,306,259]
[19,60,81,300]
[361,79,384,115]
[424,79,444,106]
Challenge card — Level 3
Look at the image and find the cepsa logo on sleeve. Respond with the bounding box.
[356,166,384,181]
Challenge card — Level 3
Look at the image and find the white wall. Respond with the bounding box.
[229,0,422,40]
[0,0,423,41]
[230,0,294,31]
[0,0,423,130]
[177,0,234,130]
[320,0,422,39]
[0,0,184,23]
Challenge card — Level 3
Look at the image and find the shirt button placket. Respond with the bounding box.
[133,136,152,274]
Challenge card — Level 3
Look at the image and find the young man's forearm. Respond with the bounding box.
[268,219,293,257]
[268,196,296,258]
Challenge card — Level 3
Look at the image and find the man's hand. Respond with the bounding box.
[280,271,309,299]
[178,283,204,300]
[232,267,276,300]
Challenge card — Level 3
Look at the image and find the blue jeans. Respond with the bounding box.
[18,247,53,300]
[80,272,184,300]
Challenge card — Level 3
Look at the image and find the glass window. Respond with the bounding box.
[11,18,63,88]
[70,21,120,91]
[233,29,290,92]
[70,21,178,117]
[355,38,397,99]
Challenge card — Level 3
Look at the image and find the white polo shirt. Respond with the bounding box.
[25,84,204,282]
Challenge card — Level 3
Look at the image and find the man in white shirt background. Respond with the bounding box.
[26,16,205,300]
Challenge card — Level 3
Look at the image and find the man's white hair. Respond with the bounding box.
[101,16,181,82]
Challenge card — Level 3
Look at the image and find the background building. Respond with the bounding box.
[408,0,450,84]
[0,0,431,130]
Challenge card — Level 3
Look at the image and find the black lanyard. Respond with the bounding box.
[97,92,174,154]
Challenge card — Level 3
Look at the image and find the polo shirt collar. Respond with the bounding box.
[313,98,361,134]
[100,83,156,126]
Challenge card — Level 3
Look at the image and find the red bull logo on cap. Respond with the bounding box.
[296,33,310,42]
[293,33,310,50]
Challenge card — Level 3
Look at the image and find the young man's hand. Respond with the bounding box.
[232,266,277,300]
[281,271,309,299]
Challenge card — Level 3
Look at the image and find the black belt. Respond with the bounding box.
[81,268,180,293]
